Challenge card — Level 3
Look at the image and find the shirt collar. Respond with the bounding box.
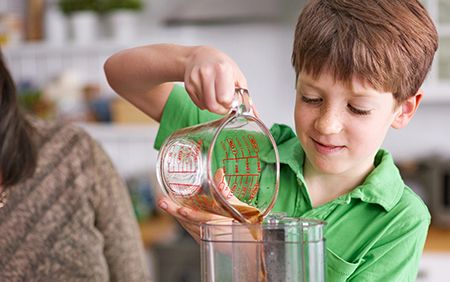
[264,124,404,212]
[263,124,305,177]
[346,150,404,211]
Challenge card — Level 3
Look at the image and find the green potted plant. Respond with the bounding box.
[58,0,100,15]
[99,0,143,13]
[100,0,144,42]
[58,0,101,44]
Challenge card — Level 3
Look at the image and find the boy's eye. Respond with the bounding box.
[301,96,322,104]
[348,104,371,116]
[301,94,372,116]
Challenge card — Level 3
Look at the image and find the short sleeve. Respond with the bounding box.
[154,84,222,150]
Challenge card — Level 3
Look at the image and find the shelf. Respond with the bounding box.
[77,122,158,141]
[3,41,124,56]
[1,24,203,57]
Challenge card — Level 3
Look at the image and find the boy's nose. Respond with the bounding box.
[314,107,343,135]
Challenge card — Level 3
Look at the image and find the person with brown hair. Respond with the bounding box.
[104,0,438,280]
[0,48,151,281]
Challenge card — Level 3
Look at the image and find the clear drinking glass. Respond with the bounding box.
[157,88,280,223]
[200,215,327,282]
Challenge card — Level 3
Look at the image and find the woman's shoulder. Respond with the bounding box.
[29,119,106,170]
[30,119,95,148]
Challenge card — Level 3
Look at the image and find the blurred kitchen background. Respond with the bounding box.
[1,0,449,281]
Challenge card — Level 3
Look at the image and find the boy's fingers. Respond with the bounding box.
[214,168,232,199]
[177,206,225,222]
[159,195,225,222]
[202,78,228,114]
[158,197,185,219]
[215,70,236,110]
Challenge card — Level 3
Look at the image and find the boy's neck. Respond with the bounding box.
[303,160,374,208]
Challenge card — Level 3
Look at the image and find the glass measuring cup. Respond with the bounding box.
[156,88,280,223]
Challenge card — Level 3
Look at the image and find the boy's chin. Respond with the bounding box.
[312,162,346,175]
[305,152,351,175]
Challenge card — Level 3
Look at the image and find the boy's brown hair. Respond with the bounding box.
[292,0,438,103]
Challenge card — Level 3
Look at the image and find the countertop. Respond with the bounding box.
[424,225,450,252]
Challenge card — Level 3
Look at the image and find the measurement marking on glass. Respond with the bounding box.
[224,156,259,161]
[219,135,263,200]
[166,140,201,174]
[224,173,260,177]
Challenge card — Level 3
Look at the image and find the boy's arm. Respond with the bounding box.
[104,44,247,121]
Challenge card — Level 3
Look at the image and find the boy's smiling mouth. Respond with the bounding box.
[311,138,346,154]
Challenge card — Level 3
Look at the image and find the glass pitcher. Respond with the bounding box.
[157,88,280,223]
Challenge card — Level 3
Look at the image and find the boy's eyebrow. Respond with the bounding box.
[351,85,384,98]
[300,78,377,98]
[298,80,325,93]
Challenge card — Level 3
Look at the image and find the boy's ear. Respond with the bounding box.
[391,90,423,129]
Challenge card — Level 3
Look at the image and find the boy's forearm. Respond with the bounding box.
[105,43,246,119]
[104,44,197,121]
[104,44,194,96]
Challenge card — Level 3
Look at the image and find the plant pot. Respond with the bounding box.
[45,5,68,45]
[107,10,140,42]
[70,11,99,44]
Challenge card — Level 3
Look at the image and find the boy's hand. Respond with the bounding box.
[184,46,248,115]
[157,169,243,243]
[157,196,227,243]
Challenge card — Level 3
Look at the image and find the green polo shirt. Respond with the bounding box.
[154,85,430,281]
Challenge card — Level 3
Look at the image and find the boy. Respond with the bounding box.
[104,0,438,280]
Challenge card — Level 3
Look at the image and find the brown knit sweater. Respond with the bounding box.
[0,120,151,281]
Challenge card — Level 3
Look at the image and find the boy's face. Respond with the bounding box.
[294,70,401,177]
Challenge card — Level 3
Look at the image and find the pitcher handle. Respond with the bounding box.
[231,88,253,115]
